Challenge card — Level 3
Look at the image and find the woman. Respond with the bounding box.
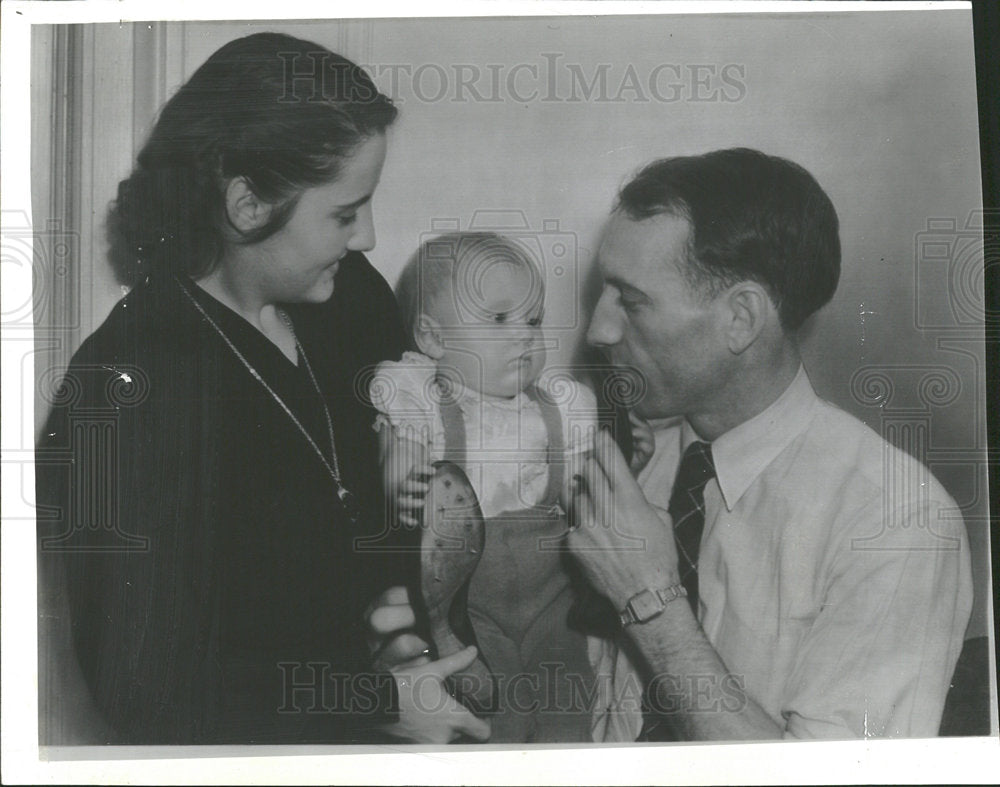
[36,32,487,745]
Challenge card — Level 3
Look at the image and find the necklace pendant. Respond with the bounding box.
[338,486,360,522]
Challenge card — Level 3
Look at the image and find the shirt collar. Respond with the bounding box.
[449,378,531,410]
[681,365,819,512]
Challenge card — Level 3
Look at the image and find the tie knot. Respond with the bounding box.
[674,440,715,492]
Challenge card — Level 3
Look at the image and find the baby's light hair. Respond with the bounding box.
[396,231,544,348]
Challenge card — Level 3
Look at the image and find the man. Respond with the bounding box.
[568,147,973,739]
[368,147,972,741]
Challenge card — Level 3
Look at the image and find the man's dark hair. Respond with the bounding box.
[616,147,841,330]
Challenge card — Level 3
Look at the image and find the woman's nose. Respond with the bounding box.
[586,288,622,348]
[347,203,376,252]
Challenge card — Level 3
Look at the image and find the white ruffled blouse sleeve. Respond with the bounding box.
[369,351,442,450]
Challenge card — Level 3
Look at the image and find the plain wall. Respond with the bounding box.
[32,11,990,637]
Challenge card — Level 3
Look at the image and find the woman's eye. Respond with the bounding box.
[492,312,509,324]
[336,213,357,227]
[527,315,543,327]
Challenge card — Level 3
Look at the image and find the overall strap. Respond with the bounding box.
[527,386,565,505]
[437,381,468,470]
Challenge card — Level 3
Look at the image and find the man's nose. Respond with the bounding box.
[347,203,376,252]
[586,288,622,348]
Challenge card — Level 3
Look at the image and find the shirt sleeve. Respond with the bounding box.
[369,353,441,446]
[780,492,973,739]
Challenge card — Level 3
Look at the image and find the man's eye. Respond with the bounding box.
[492,312,509,323]
[336,213,357,227]
[527,316,542,327]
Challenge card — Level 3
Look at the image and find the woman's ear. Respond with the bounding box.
[723,281,774,354]
[414,314,445,359]
[224,177,272,234]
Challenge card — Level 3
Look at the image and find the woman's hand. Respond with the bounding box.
[366,586,490,743]
[383,647,492,743]
[628,410,655,476]
[366,585,429,670]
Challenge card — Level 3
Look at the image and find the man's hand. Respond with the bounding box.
[567,429,680,609]
[628,410,655,476]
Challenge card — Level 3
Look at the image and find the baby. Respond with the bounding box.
[370,232,638,742]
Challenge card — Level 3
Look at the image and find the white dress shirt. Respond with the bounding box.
[635,366,973,738]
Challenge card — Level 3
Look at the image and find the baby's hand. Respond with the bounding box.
[394,462,435,528]
[628,410,655,476]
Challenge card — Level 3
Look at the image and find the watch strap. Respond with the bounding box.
[619,583,688,627]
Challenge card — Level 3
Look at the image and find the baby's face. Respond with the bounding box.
[433,261,546,398]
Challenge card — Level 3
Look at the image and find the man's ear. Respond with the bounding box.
[723,281,774,354]
[224,177,272,234]
[414,313,445,359]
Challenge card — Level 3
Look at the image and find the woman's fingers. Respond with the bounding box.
[381,632,431,662]
[453,707,492,742]
[365,587,419,655]
[364,585,409,621]
[431,645,480,680]
[379,585,411,606]
[367,600,417,639]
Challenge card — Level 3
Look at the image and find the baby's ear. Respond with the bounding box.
[414,313,445,359]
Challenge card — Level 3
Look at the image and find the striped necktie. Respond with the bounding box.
[636,440,717,742]
[668,440,716,615]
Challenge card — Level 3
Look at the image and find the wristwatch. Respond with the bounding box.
[619,584,688,627]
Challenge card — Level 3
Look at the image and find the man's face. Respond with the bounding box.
[586,211,732,422]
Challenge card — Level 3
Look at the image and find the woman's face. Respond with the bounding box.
[249,133,387,304]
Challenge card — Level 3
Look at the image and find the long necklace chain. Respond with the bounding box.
[275,307,341,480]
[175,278,358,517]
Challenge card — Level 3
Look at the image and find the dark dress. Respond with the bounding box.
[35,252,407,744]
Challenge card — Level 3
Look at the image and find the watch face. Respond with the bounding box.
[628,589,662,622]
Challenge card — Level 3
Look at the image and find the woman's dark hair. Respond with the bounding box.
[616,147,841,331]
[107,32,397,285]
